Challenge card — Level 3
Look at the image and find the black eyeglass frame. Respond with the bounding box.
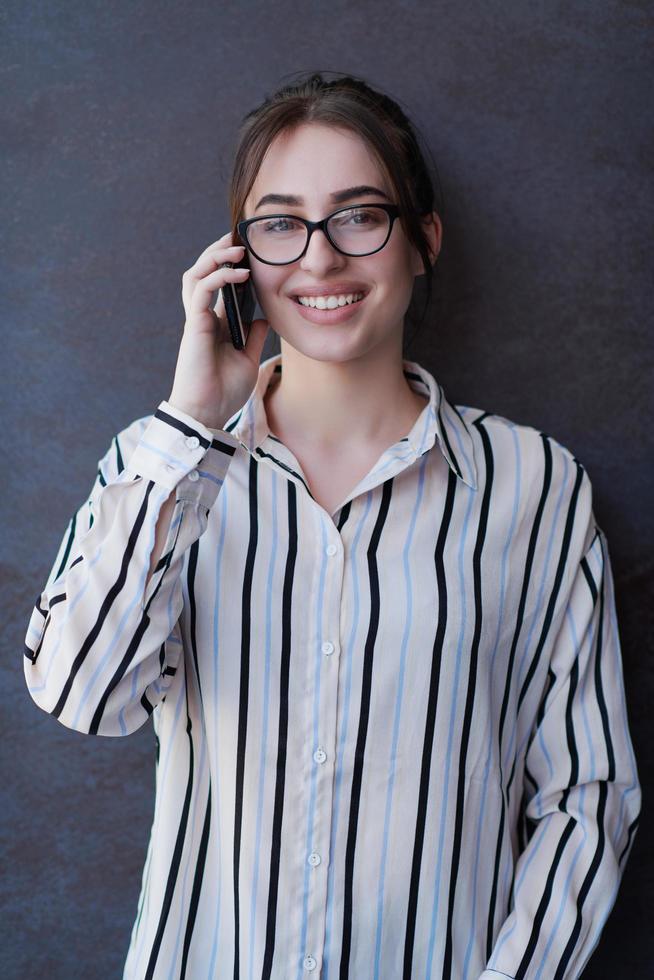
[236,202,403,266]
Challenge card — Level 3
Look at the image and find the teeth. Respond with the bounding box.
[297,292,364,308]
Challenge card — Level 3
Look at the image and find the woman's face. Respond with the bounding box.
[242,122,440,363]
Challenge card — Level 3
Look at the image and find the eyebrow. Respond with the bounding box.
[254,184,391,210]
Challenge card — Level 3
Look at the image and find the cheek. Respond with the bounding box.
[251,265,286,300]
[378,250,415,300]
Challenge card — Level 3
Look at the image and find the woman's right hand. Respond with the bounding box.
[167,231,271,430]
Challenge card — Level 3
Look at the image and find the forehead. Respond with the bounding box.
[245,123,390,209]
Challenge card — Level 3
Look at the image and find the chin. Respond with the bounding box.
[279,325,397,366]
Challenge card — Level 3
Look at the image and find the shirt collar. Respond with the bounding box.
[223,353,478,491]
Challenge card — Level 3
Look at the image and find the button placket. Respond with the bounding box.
[300,524,342,973]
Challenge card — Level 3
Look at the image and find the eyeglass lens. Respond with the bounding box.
[246,206,391,263]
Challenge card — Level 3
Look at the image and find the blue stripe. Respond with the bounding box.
[207,480,230,978]
[372,451,429,979]
[463,424,523,978]
[426,480,477,976]
[323,492,374,980]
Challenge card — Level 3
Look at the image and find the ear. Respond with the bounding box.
[411,210,442,276]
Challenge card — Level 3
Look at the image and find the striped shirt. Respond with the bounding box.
[24,353,641,980]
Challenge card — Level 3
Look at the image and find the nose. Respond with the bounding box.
[299,225,345,273]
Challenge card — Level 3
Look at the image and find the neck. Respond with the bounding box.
[263,336,428,451]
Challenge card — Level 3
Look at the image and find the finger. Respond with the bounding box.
[187,266,250,317]
[190,244,245,280]
[200,230,238,254]
[182,246,245,308]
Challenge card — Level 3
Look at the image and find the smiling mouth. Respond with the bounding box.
[293,292,367,309]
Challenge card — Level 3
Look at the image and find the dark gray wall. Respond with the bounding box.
[3,2,651,976]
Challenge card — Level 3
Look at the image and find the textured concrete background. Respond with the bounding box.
[2,1,651,976]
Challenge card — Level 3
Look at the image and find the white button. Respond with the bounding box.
[321,641,334,656]
[325,543,337,556]
[313,747,327,764]
[303,954,317,971]
[307,851,321,866]
[185,435,200,450]
[187,469,199,482]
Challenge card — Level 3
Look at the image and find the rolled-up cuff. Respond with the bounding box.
[125,400,242,508]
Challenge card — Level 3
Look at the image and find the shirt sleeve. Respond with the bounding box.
[23,400,242,737]
[480,473,642,980]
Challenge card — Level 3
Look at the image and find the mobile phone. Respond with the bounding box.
[219,251,256,350]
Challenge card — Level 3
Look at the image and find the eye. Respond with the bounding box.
[261,217,303,234]
[332,207,384,227]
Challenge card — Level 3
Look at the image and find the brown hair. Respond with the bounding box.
[227,70,444,349]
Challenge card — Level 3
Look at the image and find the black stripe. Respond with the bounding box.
[145,503,184,615]
[513,818,577,978]
[54,512,77,583]
[140,691,154,716]
[52,481,157,723]
[403,465,458,978]
[225,409,244,434]
[254,446,313,499]
[154,549,174,572]
[154,407,211,448]
[403,368,424,385]
[515,483,607,977]
[517,460,586,713]
[486,433,553,958]
[524,760,538,797]
[210,435,238,456]
[187,537,204,710]
[34,597,48,618]
[592,536,615,784]
[435,383,464,481]
[619,814,640,865]
[180,783,212,979]
[26,611,52,663]
[262,481,298,980]
[442,416,494,979]
[115,432,125,473]
[233,455,259,980]
[339,477,394,980]
[336,499,352,531]
[89,612,151,733]
[144,687,196,980]
[581,556,598,604]
[553,782,610,979]
[565,641,581,796]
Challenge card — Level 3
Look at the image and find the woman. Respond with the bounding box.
[25,72,640,980]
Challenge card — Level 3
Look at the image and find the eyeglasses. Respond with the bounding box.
[237,203,402,266]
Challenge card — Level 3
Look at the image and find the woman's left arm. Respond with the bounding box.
[480,500,642,980]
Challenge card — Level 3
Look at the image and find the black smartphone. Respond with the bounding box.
[219,251,256,350]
